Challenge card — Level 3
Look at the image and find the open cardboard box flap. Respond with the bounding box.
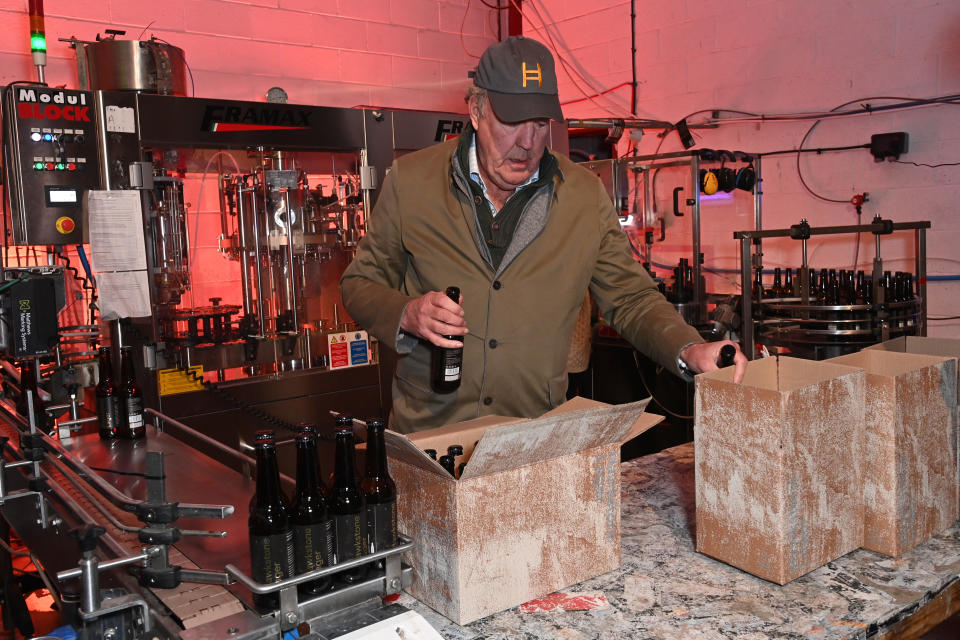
[384,397,659,481]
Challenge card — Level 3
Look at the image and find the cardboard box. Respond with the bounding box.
[830,349,958,556]
[865,337,960,515]
[865,336,960,398]
[694,356,866,584]
[384,397,659,624]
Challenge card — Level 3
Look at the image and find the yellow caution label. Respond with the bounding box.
[157,366,205,396]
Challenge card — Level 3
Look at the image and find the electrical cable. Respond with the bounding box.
[703,94,960,124]
[511,0,627,117]
[561,82,633,107]
[119,321,315,437]
[149,36,195,97]
[633,353,693,420]
[790,94,960,204]
[930,316,960,321]
[175,364,326,438]
[892,160,960,168]
[56,247,98,327]
[460,0,483,59]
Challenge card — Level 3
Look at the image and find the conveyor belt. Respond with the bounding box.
[0,417,244,630]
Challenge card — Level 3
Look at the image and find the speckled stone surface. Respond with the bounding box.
[398,443,960,639]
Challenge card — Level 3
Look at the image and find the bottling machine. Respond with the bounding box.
[0,27,570,639]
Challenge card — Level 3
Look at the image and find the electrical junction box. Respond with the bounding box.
[870,132,908,162]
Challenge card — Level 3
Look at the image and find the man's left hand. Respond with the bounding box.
[680,341,747,383]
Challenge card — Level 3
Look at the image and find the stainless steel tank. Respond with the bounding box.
[73,37,188,95]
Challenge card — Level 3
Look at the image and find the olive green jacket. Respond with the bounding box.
[340,138,702,432]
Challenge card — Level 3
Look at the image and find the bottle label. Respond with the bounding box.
[249,531,294,584]
[293,521,333,574]
[365,500,398,553]
[125,396,145,435]
[331,513,366,565]
[97,396,120,437]
[442,348,462,382]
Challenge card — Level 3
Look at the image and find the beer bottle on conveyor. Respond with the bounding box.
[15,359,45,429]
[249,430,294,610]
[329,427,367,583]
[447,444,464,458]
[771,267,783,297]
[330,415,357,486]
[361,420,397,554]
[854,271,867,305]
[291,424,333,596]
[423,449,437,460]
[96,347,120,439]
[457,462,466,478]
[430,286,463,393]
[784,268,794,297]
[118,347,145,439]
[752,269,764,302]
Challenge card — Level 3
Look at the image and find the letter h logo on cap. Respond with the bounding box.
[522,62,542,88]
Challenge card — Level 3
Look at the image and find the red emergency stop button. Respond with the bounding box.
[45,162,55,171]
[67,162,77,171]
[55,217,76,234]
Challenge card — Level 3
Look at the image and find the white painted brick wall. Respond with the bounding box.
[2,0,957,329]
[536,0,960,334]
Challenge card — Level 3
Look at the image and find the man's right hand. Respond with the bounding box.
[400,291,468,348]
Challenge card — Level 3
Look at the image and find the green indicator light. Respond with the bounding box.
[55,163,64,170]
[30,33,46,53]
[34,162,44,170]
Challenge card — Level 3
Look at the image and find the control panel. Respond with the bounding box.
[2,84,102,245]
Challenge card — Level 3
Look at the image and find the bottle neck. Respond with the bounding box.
[295,439,320,496]
[255,444,284,503]
[99,352,114,384]
[333,433,356,487]
[365,426,388,477]
[120,351,135,382]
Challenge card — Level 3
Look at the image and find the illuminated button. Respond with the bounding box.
[67,162,76,171]
[55,163,65,171]
[30,132,42,142]
[45,162,55,171]
[43,133,53,142]
[55,217,76,235]
[33,161,44,170]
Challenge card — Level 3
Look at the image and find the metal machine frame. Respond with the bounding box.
[734,219,930,359]
[581,149,763,327]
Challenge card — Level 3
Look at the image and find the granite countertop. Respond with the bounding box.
[398,442,960,639]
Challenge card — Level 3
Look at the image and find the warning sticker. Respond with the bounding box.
[157,366,205,396]
[328,331,370,369]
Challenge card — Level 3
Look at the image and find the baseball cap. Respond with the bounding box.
[472,36,564,123]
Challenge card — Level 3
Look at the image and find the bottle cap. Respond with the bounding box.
[334,415,354,426]
[295,423,317,441]
[253,430,274,443]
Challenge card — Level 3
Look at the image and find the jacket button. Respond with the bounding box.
[492,280,502,290]
[489,339,498,348]
[483,396,493,406]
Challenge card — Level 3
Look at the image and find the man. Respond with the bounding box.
[341,36,746,433]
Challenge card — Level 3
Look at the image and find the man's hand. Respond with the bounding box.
[680,341,747,383]
[400,291,468,348]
